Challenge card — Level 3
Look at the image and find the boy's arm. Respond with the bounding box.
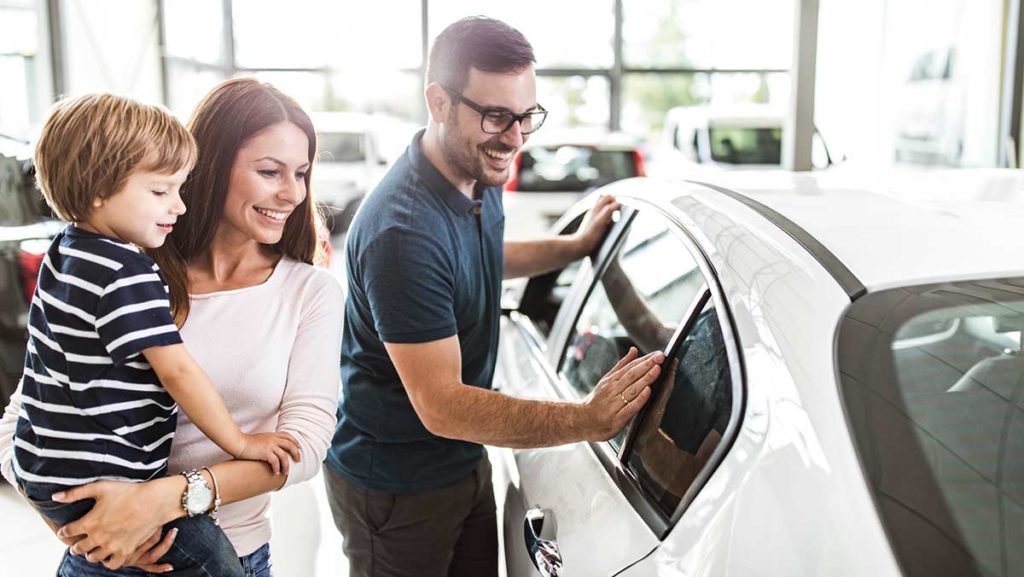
[142,344,300,473]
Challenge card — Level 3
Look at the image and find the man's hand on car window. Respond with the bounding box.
[574,194,620,257]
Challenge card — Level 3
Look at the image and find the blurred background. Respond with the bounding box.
[1,0,1016,171]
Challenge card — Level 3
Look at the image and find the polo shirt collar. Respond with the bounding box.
[408,129,485,215]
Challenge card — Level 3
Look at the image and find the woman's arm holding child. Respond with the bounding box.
[143,344,301,475]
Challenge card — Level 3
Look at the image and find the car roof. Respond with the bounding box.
[523,128,640,150]
[607,169,1024,292]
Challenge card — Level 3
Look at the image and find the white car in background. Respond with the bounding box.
[893,48,965,166]
[494,171,1023,576]
[502,130,645,239]
[312,112,390,234]
[648,104,833,178]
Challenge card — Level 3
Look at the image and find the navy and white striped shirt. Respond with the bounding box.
[13,226,183,486]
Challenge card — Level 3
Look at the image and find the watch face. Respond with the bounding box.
[186,482,212,515]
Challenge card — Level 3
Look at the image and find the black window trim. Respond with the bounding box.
[542,206,639,369]
[513,195,747,538]
[509,204,632,359]
[688,179,866,301]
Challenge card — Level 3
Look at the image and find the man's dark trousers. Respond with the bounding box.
[324,456,498,577]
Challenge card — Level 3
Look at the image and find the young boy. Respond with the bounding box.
[12,93,300,575]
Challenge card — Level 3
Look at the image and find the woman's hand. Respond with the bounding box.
[53,477,182,570]
[123,528,177,573]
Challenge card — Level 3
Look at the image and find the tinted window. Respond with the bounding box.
[708,127,782,165]
[560,211,704,451]
[517,145,638,192]
[517,214,586,337]
[627,299,733,518]
[319,132,366,163]
[837,278,1024,577]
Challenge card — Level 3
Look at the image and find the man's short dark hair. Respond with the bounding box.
[426,16,536,93]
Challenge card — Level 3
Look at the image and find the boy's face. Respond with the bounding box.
[83,166,189,248]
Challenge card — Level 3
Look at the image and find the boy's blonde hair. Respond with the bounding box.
[33,93,197,222]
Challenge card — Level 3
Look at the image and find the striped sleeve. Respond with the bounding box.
[95,259,182,364]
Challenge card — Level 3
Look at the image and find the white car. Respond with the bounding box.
[312,112,389,233]
[649,104,833,178]
[494,171,1024,577]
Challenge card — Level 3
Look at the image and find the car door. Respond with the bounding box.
[496,200,744,576]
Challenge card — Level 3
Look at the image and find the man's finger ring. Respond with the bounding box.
[620,392,628,405]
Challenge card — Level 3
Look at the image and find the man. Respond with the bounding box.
[324,16,665,577]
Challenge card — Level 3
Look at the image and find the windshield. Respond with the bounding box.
[516,145,638,192]
[707,127,781,165]
[837,278,1024,577]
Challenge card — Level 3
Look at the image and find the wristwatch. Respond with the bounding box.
[180,469,213,517]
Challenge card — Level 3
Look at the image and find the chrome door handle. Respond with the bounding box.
[524,507,563,577]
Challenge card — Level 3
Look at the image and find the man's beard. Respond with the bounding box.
[440,113,515,188]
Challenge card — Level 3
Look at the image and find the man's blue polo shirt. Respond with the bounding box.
[325,130,504,494]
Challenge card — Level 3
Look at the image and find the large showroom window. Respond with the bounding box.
[429,0,615,70]
[0,0,45,136]
[161,0,228,116]
[3,0,1023,169]
[620,0,793,141]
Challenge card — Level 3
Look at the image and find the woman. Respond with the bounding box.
[0,77,344,575]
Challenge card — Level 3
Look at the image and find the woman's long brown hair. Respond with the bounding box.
[150,77,321,326]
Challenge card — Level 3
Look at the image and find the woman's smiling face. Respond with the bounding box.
[219,121,311,245]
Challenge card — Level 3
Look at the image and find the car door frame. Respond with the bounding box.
[505,192,748,541]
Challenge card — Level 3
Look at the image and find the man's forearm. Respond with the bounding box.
[504,237,586,279]
[422,384,593,448]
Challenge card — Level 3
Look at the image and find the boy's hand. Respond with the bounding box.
[235,432,302,476]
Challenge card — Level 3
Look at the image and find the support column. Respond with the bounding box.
[999,0,1024,168]
[783,0,819,171]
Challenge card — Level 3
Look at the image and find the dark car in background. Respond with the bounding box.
[0,137,59,409]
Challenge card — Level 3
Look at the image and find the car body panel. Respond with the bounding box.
[673,170,1024,290]
[497,317,662,577]
[612,186,898,576]
[493,172,993,575]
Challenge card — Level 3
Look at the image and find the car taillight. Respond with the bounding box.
[505,152,523,192]
[633,150,646,177]
[18,239,48,304]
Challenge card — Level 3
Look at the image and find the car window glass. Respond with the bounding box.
[560,211,705,450]
[626,299,733,519]
[708,127,782,165]
[837,279,1024,577]
[517,214,586,337]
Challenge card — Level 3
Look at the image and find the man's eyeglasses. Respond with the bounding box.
[445,88,548,135]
